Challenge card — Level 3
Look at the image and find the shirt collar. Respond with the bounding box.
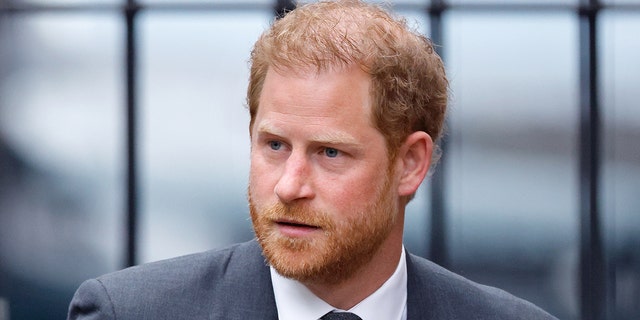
[270,246,407,320]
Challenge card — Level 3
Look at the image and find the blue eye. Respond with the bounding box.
[324,148,339,158]
[269,141,282,151]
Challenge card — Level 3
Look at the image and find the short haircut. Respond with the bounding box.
[248,0,448,164]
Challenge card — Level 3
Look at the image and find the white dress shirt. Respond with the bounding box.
[270,246,408,320]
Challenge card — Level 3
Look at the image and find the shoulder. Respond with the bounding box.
[406,253,558,320]
[68,240,274,320]
[98,240,262,286]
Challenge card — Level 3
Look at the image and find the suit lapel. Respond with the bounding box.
[406,252,428,320]
[218,240,278,319]
[406,251,447,320]
[247,245,278,319]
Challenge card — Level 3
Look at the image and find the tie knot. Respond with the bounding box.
[320,311,363,320]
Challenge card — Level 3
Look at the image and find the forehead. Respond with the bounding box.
[254,66,376,131]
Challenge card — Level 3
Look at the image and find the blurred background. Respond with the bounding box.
[0,0,638,319]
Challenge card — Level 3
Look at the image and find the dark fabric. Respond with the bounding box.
[67,240,558,320]
[405,251,556,320]
[320,311,362,320]
[67,240,278,320]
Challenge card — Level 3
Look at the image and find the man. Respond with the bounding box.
[68,1,557,319]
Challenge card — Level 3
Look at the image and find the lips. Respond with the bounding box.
[275,219,319,229]
[274,218,321,237]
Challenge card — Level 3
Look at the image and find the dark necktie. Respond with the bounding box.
[320,311,363,320]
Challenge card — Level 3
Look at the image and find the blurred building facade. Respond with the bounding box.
[0,0,638,319]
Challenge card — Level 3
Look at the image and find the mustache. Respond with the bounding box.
[259,202,334,229]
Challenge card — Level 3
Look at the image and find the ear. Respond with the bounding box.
[396,131,433,197]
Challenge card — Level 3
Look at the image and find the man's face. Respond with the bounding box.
[248,66,401,285]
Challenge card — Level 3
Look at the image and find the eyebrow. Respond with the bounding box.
[310,131,359,146]
[256,121,360,146]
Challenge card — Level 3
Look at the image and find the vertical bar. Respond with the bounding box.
[274,0,296,19]
[125,0,139,268]
[428,0,449,269]
[578,0,605,319]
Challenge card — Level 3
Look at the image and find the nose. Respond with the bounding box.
[274,152,314,203]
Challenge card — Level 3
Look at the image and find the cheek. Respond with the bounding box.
[323,171,387,212]
[249,157,275,201]
[249,150,291,199]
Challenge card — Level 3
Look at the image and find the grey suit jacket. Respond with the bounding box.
[68,240,557,319]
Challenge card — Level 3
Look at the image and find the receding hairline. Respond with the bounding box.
[255,1,411,75]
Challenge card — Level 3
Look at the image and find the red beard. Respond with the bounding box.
[249,173,396,285]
